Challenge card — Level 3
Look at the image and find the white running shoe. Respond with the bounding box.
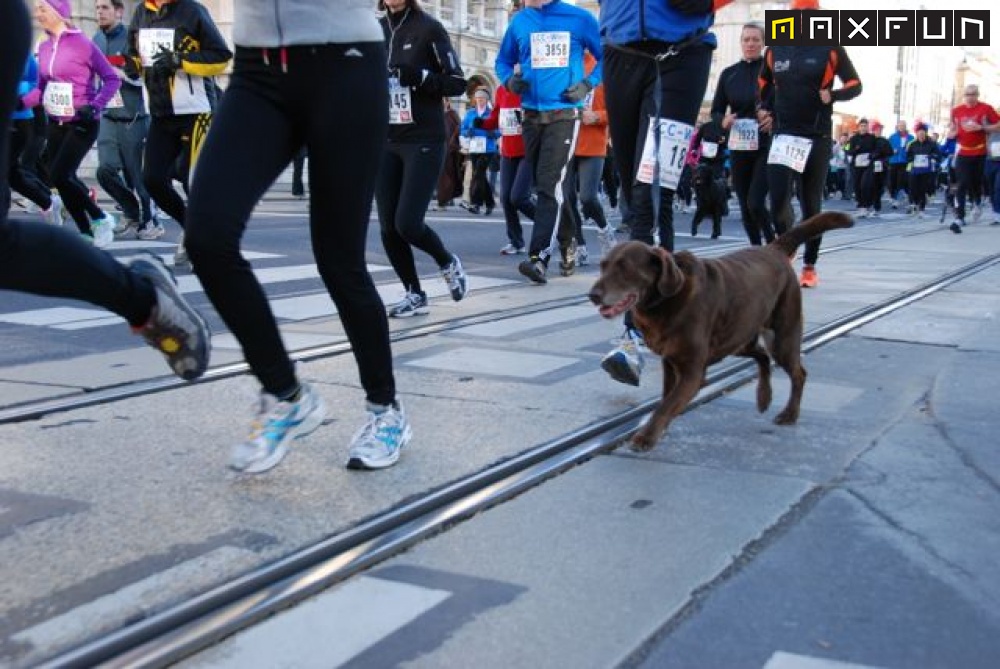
[576,244,590,266]
[91,214,115,248]
[137,220,166,240]
[346,402,412,470]
[441,254,468,301]
[174,231,189,267]
[42,194,64,226]
[597,225,617,258]
[601,328,644,386]
[230,384,327,474]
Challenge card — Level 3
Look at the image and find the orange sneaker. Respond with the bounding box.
[800,265,818,288]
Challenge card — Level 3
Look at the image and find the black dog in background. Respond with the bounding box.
[691,162,728,239]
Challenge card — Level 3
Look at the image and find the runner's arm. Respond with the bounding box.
[830,46,862,102]
[178,5,233,78]
[421,21,467,98]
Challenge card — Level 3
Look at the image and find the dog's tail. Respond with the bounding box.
[770,212,854,257]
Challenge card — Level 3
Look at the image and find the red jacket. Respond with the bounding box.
[479,85,525,158]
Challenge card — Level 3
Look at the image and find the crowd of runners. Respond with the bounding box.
[3,0,1000,474]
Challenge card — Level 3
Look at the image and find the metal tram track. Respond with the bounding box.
[0,222,942,426]
[34,249,1000,668]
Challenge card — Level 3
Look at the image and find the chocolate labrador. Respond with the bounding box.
[588,211,853,450]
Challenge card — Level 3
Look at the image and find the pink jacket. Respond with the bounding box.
[22,28,119,122]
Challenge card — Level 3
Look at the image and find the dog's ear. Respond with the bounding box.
[653,247,685,299]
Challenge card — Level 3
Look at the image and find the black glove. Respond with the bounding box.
[506,73,529,96]
[152,46,182,74]
[472,117,484,128]
[122,56,142,79]
[395,64,426,87]
[76,105,96,122]
[561,79,593,103]
[669,0,713,14]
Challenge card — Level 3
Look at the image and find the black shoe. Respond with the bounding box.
[518,257,547,284]
[484,206,494,216]
[949,222,963,234]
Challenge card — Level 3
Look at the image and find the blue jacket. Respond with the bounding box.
[495,0,602,112]
[13,56,37,121]
[460,105,499,154]
[598,0,717,48]
[888,131,913,165]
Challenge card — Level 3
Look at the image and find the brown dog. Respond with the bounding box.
[588,212,854,450]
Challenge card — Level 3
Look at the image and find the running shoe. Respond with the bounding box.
[230,383,327,474]
[499,243,525,255]
[346,402,412,470]
[601,329,644,386]
[42,194,63,226]
[950,220,964,234]
[971,204,983,223]
[115,218,141,238]
[800,265,819,288]
[441,254,468,301]
[137,220,166,240]
[597,225,617,258]
[174,231,189,267]
[127,252,211,380]
[388,291,430,318]
[576,244,589,266]
[560,240,577,276]
[519,257,547,284]
[91,214,115,248]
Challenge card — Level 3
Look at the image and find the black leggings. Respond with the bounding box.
[186,44,396,404]
[909,172,934,211]
[144,113,210,228]
[769,135,831,267]
[730,145,773,245]
[47,120,105,233]
[603,43,713,252]
[375,141,454,296]
[0,0,154,326]
[8,119,53,210]
[954,154,985,220]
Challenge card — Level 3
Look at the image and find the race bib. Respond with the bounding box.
[499,108,522,136]
[873,161,883,173]
[530,32,570,69]
[106,89,124,109]
[469,136,487,153]
[583,90,594,111]
[43,81,74,117]
[387,77,413,125]
[990,141,1000,159]
[728,118,759,151]
[636,117,695,190]
[767,134,813,173]
[854,152,870,168]
[913,154,930,169]
[700,141,719,159]
[138,28,175,67]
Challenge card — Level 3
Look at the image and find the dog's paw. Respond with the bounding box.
[629,430,659,452]
[773,408,799,425]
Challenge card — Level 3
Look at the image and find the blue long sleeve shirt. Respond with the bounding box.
[495,0,602,112]
[13,56,37,122]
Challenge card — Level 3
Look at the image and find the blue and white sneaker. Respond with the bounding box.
[230,383,327,474]
[601,328,644,387]
[346,402,412,470]
[441,254,468,301]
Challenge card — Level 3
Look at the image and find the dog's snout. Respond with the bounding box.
[588,286,603,305]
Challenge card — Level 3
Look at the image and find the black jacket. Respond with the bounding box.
[380,8,467,144]
[759,45,862,138]
[126,0,232,118]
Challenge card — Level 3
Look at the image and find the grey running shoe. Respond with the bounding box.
[559,239,577,276]
[137,220,166,240]
[441,254,468,301]
[576,244,590,266]
[601,329,644,386]
[518,257,547,284]
[500,243,524,255]
[173,231,189,267]
[230,384,327,474]
[597,225,617,258]
[347,402,412,470]
[389,291,430,318]
[127,252,211,381]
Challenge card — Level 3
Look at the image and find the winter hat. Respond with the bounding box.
[790,0,820,9]
[43,0,72,20]
[914,122,928,132]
